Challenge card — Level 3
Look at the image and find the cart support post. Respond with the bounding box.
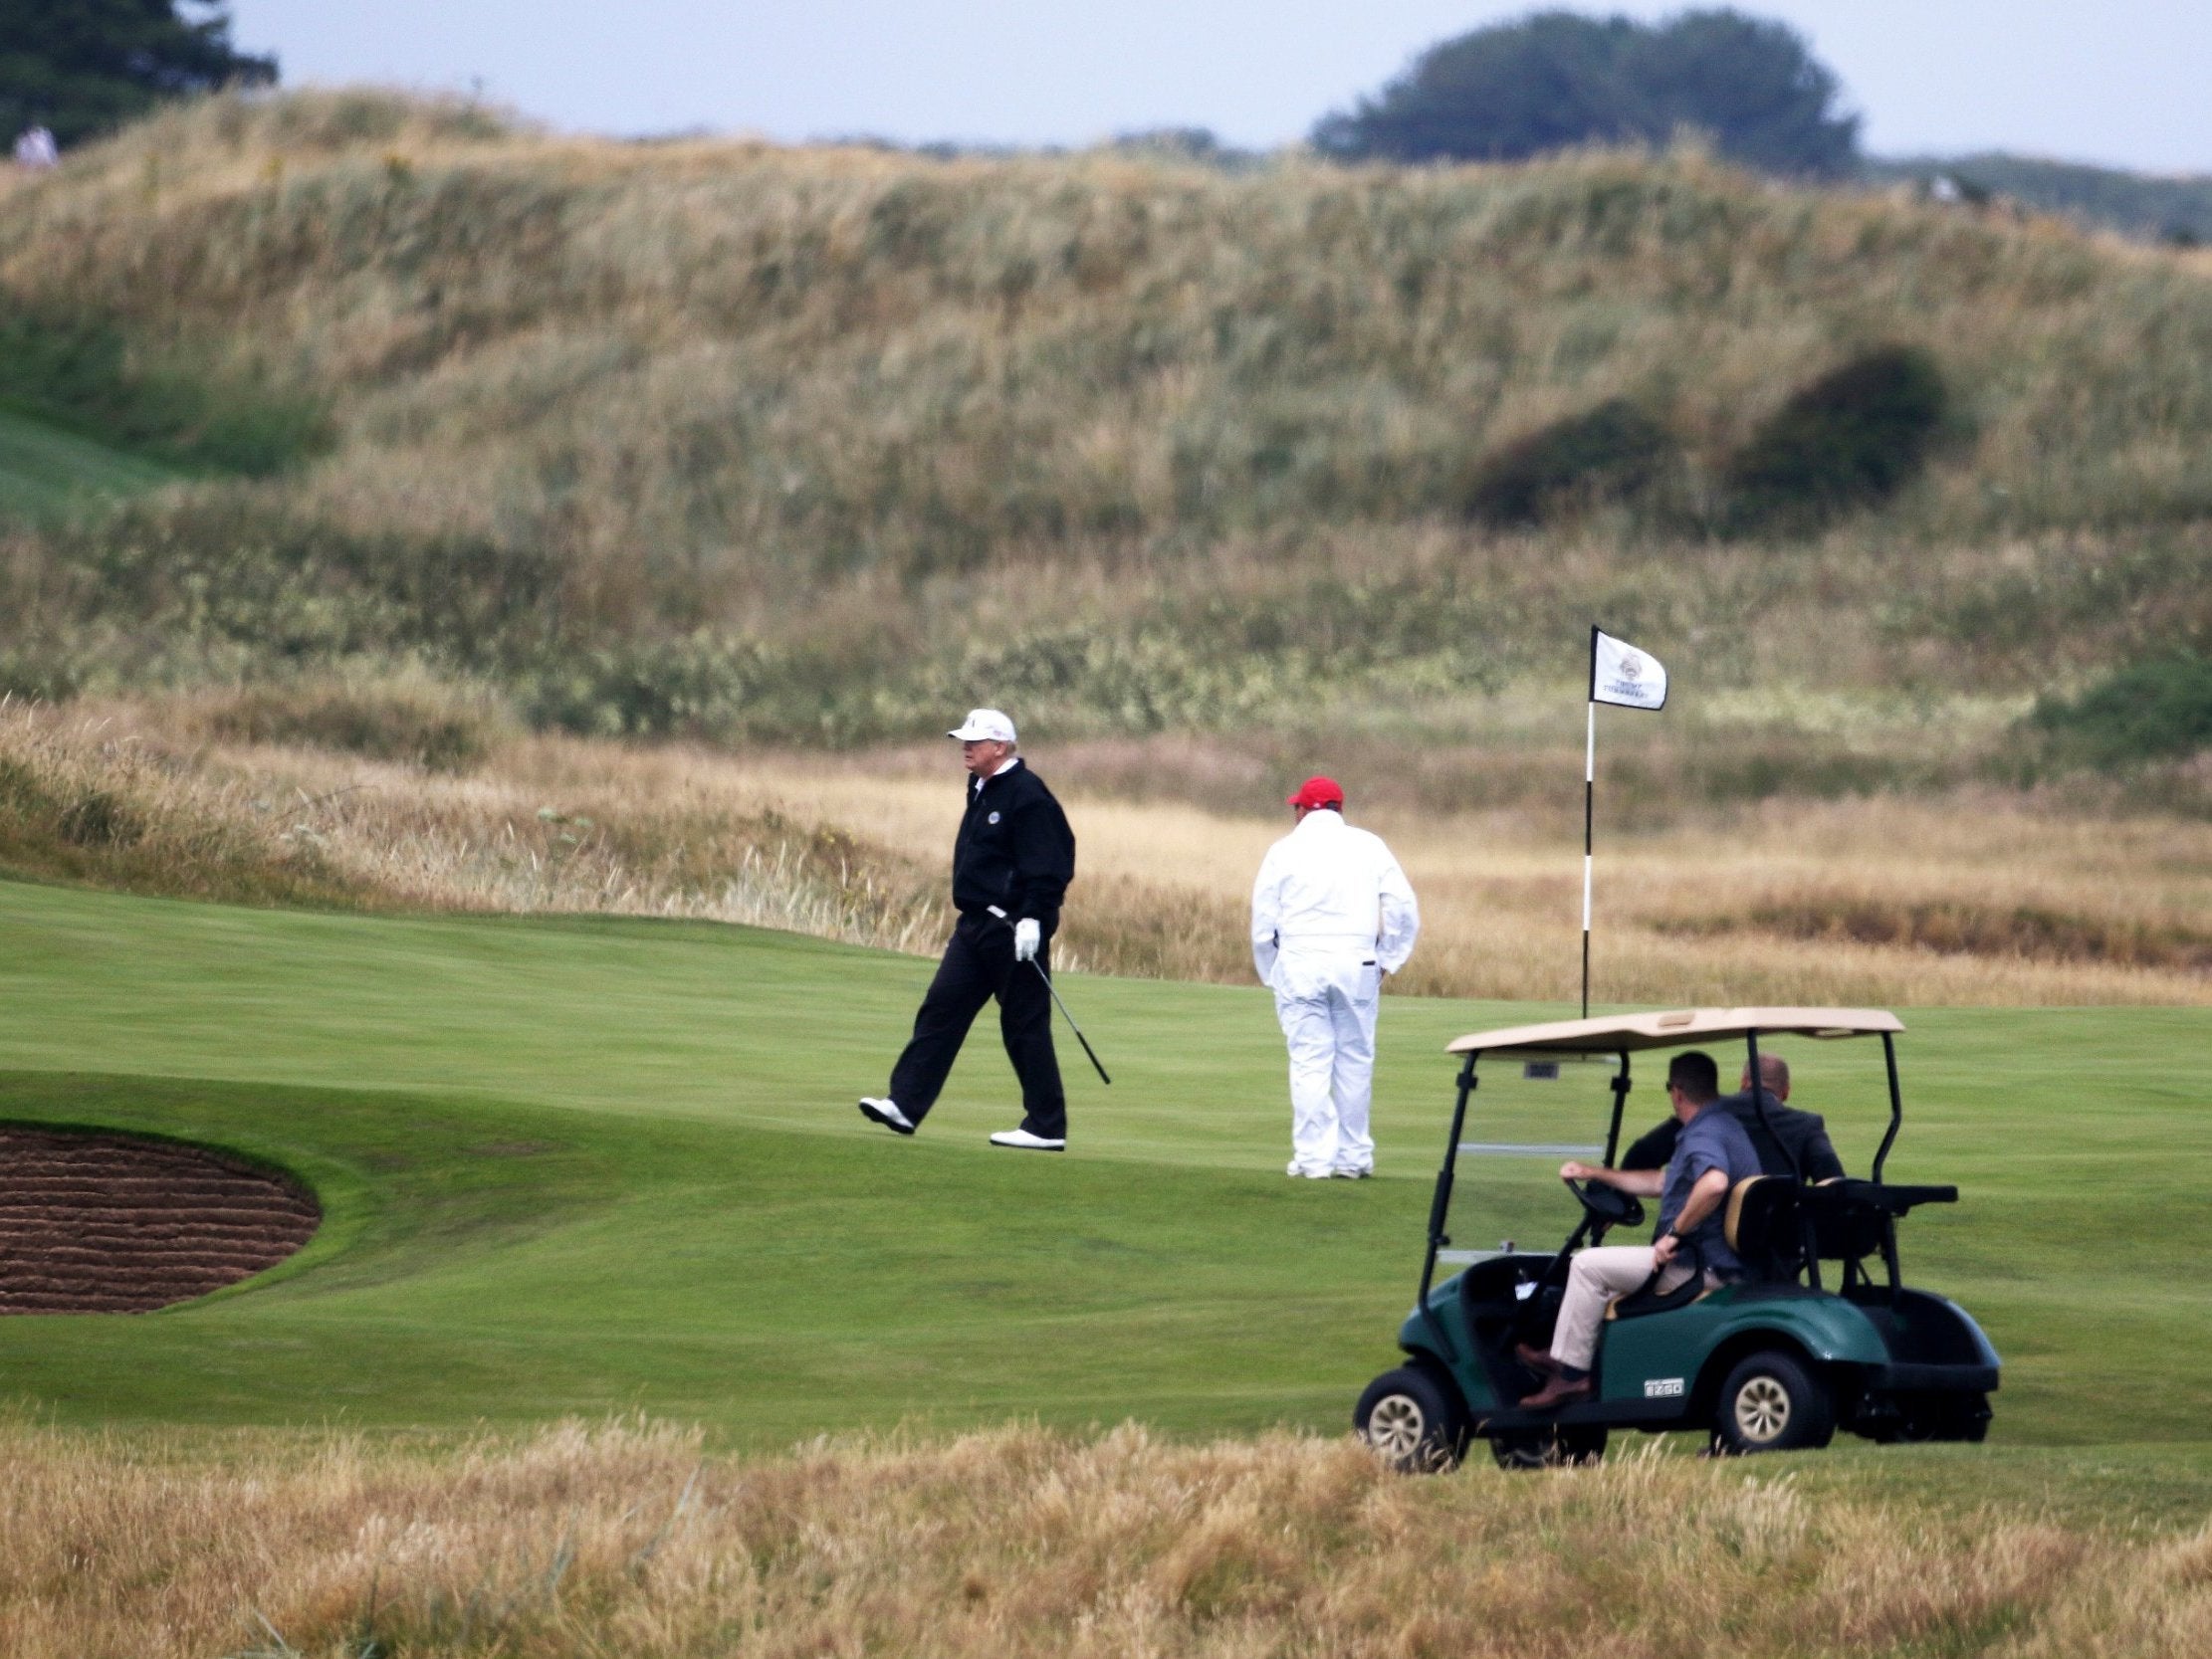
[1602,1051,1632,1166]
[1874,1033,1904,1182]
[1417,1056,1478,1362]
[1743,1029,1798,1178]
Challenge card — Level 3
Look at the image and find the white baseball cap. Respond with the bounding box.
[948,708,1016,742]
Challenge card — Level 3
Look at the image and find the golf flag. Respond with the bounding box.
[1582,627,1669,1016]
[1591,630,1667,711]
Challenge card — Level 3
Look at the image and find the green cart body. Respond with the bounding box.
[1356,1007,1999,1468]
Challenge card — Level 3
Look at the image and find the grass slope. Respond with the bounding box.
[0,406,178,522]
[3,93,2208,746]
[0,876,2206,1452]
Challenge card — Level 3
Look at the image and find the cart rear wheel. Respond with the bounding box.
[1488,1425,1608,1470]
[1714,1350,1835,1454]
[1355,1366,1467,1473]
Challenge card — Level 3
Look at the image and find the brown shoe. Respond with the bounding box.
[1513,1343,1561,1375]
[1518,1372,1596,1411]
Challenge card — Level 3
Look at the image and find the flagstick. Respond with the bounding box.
[1582,625,1666,1020]
[1582,696,1595,1019]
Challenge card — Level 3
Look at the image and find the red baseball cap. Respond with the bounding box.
[1286,775,1345,809]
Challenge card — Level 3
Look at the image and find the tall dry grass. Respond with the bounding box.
[4,693,2206,1006]
[773,746,2212,1006]
[0,693,951,951]
[0,1414,2202,1657]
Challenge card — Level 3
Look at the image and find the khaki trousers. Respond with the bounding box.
[1548,1245,1710,1371]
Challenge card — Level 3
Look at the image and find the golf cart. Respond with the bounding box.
[1355,1008,1999,1469]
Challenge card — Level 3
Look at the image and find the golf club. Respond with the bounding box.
[987,907,1111,1085]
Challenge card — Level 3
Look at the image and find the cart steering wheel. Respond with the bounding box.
[1564,1176,1645,1231]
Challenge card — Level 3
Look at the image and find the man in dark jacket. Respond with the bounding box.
[1621,1051,1844,1180]
[860,709,1078,1150]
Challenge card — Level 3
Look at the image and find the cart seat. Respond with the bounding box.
[1725,1174,1807,1283]
[1801,1177,1958,1264]
[1607,1272,1707,1322]
[1608,1173,1815,1321]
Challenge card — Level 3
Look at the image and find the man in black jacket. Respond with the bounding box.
[860,709,1078,1150]
[1621,1051,1844,1181]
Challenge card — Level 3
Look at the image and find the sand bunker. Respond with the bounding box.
[0,1126,321,1313]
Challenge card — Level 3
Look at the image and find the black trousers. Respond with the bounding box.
[888,911,1065,1138]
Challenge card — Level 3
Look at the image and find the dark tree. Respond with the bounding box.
[0,0,276,149]
[1313,8,1859,179]
[1629,11,1859,177]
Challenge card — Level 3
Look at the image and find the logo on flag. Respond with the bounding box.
[1590,630,1667,711]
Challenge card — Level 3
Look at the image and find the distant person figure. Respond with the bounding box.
[13,126,59,171]
[1621,1051,1844,1180]
[859,709,1077,1151]
[1250,776,1420,1179]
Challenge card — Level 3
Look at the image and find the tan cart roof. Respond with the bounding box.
[1445,1006,1903,1058]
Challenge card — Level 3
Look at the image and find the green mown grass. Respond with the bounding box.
[0,407,179,523]
[0,876,2205,1462]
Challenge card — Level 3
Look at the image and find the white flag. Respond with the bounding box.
[1590,630,1667,711]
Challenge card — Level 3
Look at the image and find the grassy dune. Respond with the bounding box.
[0,92,2206,757]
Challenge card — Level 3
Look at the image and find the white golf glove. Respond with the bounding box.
[1012,918,1041,962]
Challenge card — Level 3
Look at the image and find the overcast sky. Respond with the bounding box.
[226,1,2211,174]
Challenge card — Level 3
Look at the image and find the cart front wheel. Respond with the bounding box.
[1489,1425,1608,1470]
[1355,1366,1467,1473]
[1714,1350,1836,1454]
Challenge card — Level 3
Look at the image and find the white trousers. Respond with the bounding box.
[1549,1245,1705,1371]
[1272,950,1381,1176]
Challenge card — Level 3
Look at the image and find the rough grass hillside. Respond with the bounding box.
[1,91,2207,758]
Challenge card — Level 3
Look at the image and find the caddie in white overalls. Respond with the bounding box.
[1249,776,1421,1179]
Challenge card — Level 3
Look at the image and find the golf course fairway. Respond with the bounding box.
[0,875,2207,1452]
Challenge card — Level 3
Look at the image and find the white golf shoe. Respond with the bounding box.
[989,1128,1065,1151]
[858,1097,916,1136]
[1286,1161,1333,1179]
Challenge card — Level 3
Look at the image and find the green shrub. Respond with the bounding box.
[17,495,572,671]
[2029,653,2212,769]
[515,635,790,740]
[1463,398,1676,526]
[0,303,330,477]
[1721,345,1950,534]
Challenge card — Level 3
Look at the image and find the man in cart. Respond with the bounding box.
[1516,1050,1762,1409]
[1622,1051,1844,1180]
